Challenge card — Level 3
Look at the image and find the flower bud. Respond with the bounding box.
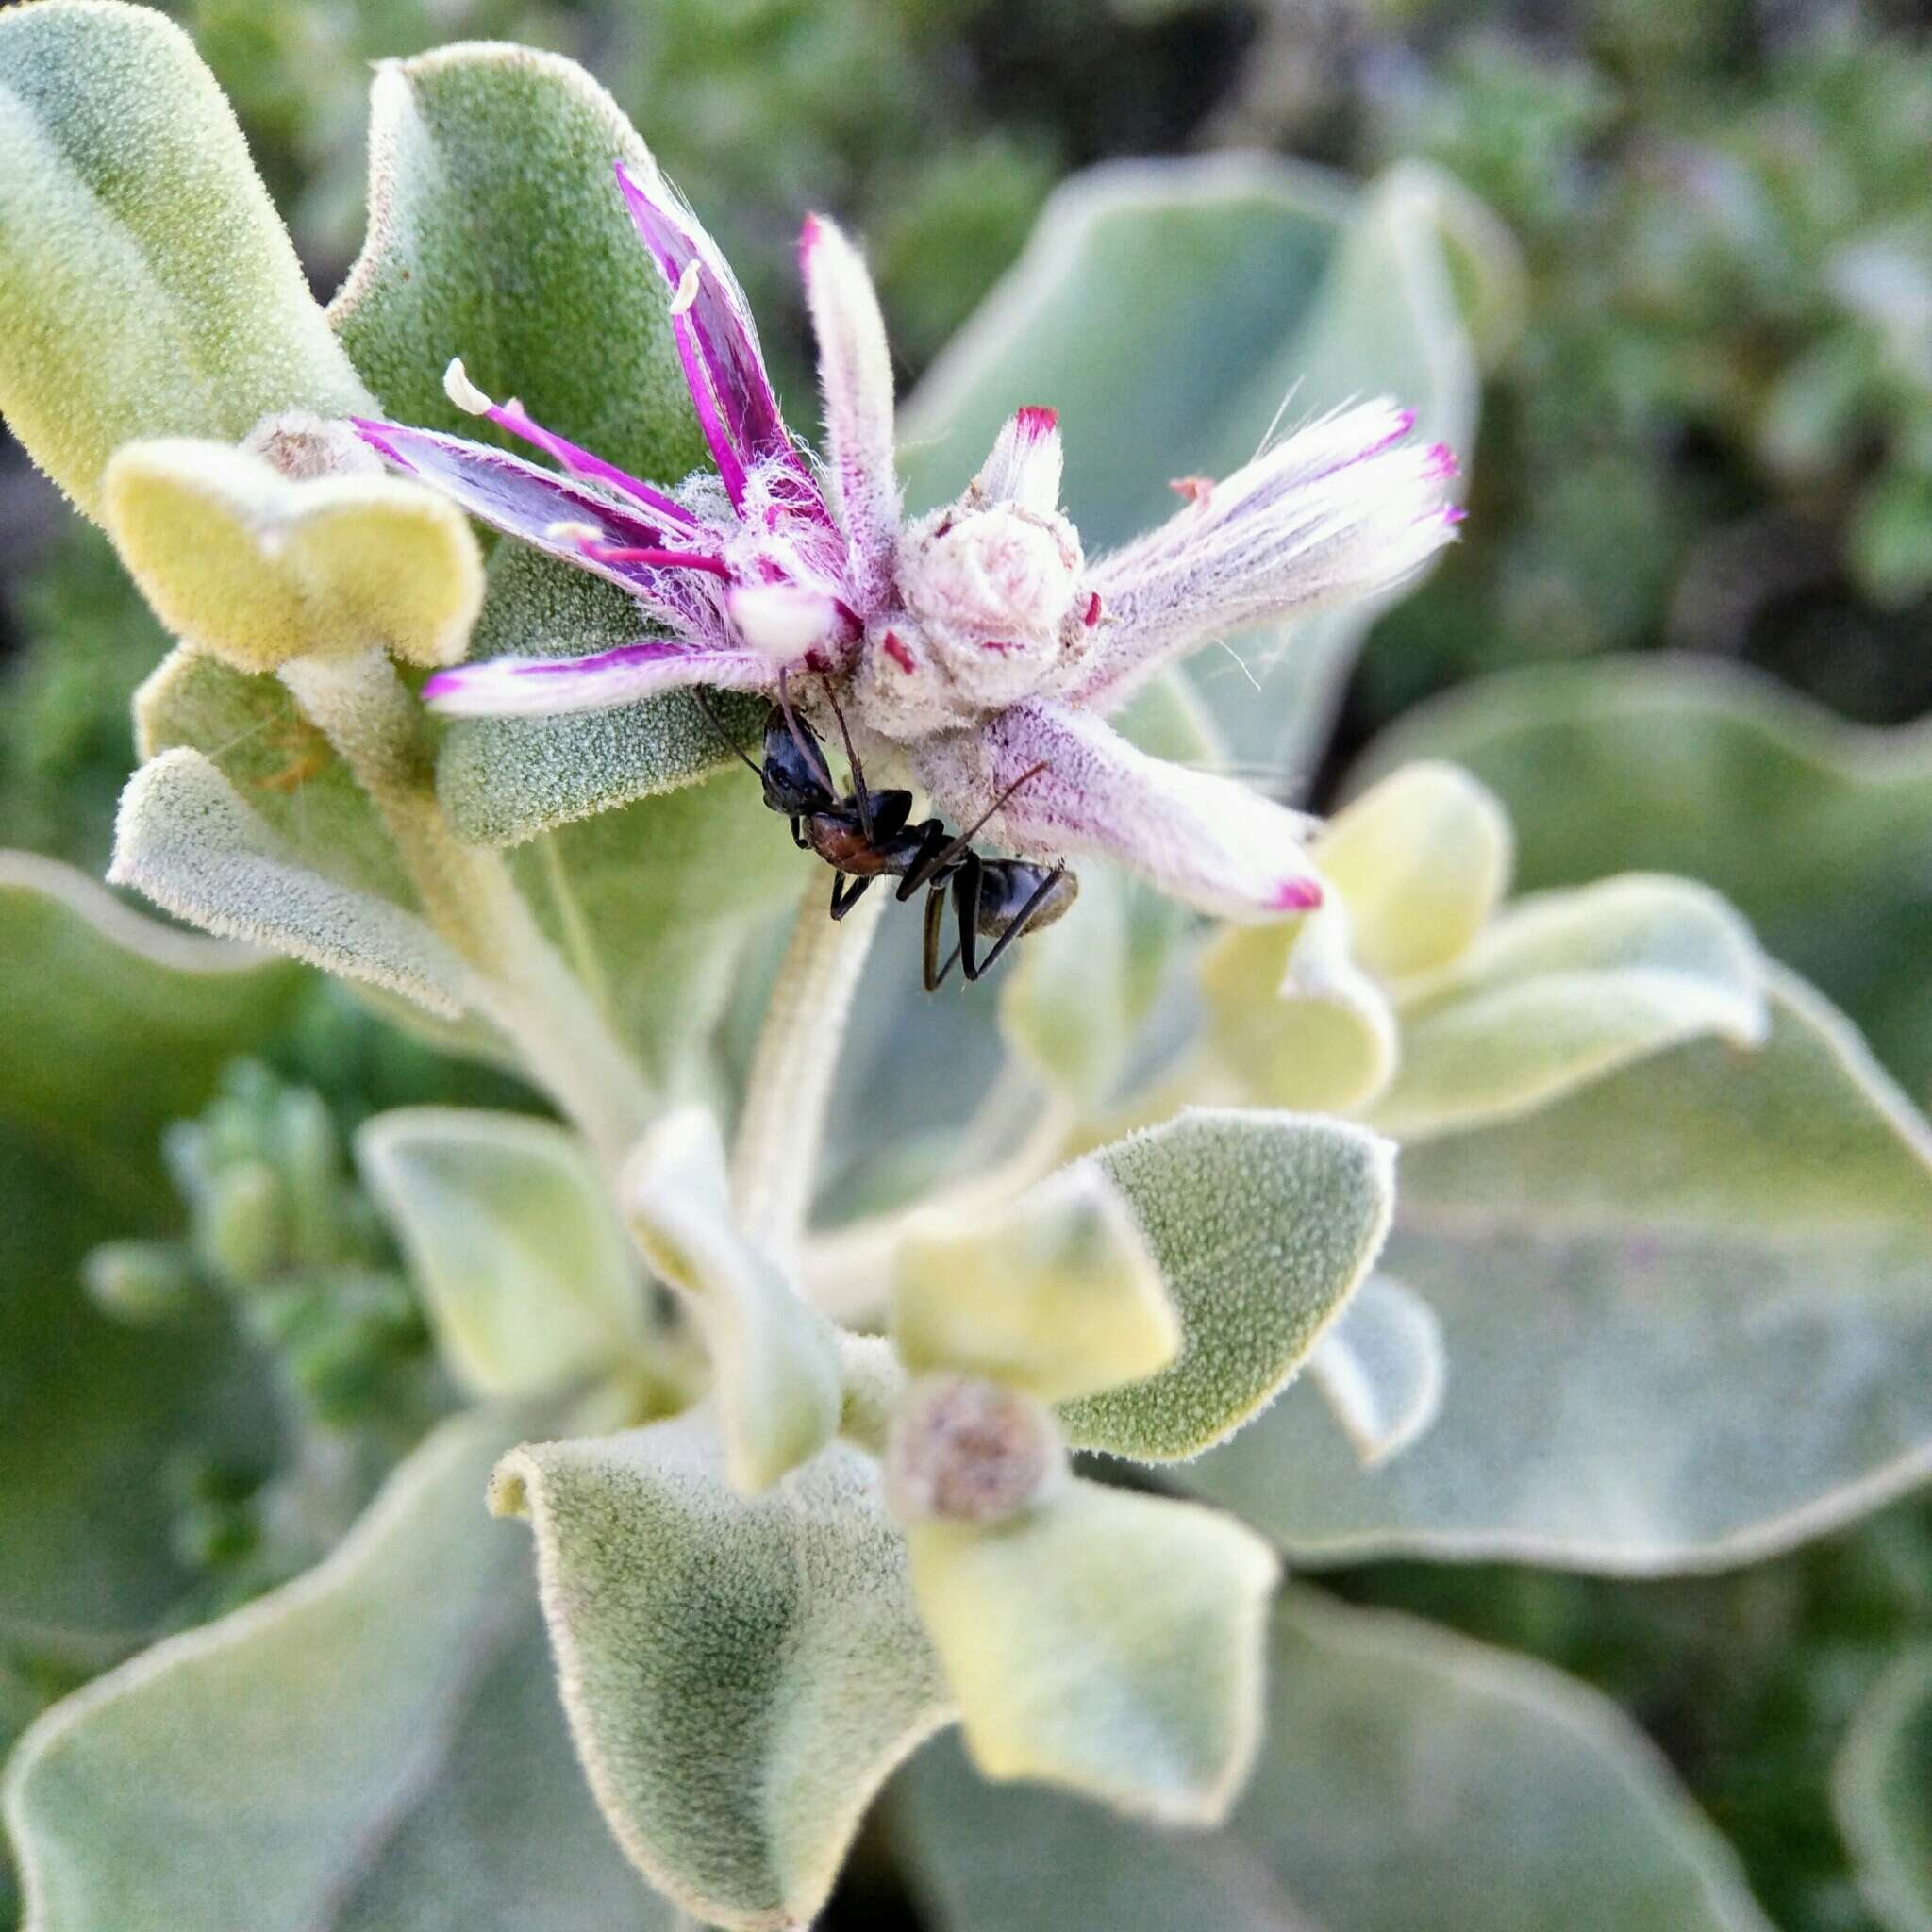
[884,1374,1061,1526]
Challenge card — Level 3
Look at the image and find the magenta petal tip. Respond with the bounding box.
[1270,877,1324,913]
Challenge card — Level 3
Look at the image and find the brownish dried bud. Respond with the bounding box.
[885,1374,1060,1526]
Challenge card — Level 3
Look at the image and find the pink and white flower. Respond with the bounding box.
[355,158,1461,922]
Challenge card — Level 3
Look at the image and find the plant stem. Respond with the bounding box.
[730,877,884,1264]
[277,650,652,1165]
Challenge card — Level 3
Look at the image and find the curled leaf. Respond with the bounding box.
[1306,1273,1445,1469]
[108,748,472,1016]
[104,439,483,672]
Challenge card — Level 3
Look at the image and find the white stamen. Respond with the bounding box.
[727,583,839,661]
[669,261,702,318]
[442,357,495,417]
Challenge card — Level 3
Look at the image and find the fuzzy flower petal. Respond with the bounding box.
[421,638,778,718]
[351,418,731,647]
[1074,398,1459,713]
[972,406,1064,517]
[800,212,900,617]
[912,699,1324,922]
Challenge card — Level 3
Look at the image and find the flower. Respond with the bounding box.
[355,158,1461,921]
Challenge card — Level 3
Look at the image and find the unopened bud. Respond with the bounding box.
[885,1374,1060,1526]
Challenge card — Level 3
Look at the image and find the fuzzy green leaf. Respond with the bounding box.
[491,1410,951,1931]
[892,1164,1177,1405]
[1191,971,1932,1571]
[622,1108,841,1492]
[909,1482,1276,1824]
[356,1108,647,1398]
[905,157,1495,777]
[104,439,483,673]
[1054,1110,1395,1462]
[1356,656,1932,1095]
[109,749,471,1016]
[3,1408,663,1932]
[1306,1274,1445,1469]
[893,1590,1773,1932]
[0,0,370,517]
[1371,874,1770,1140]
[1833,1648,1932,1932]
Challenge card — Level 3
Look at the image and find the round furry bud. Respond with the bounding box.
[885,1374,1060,1526]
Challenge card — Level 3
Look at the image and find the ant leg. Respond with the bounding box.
[819,677,874,841]
[895,817,958,902]
[960,865,1067,983]
[923,880,962,991]
[829,874,875,921]
[691,686,766,779]
[790,816,808,849]
[775,666,837,795]
[912,760,1055,888]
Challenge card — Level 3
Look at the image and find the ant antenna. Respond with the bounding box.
[818,676,874,840]
[928,759,1051,874]
[775,665,838,795]
[690,686,765,779]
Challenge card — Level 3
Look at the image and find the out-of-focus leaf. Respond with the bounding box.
[909,1482,1275,1824]
[905,157,1492,779]
[893,1164,1176,1405]
[0,0,369,518]
[109,750,472,1017]
[1306,1274,1445,1469]
[1190,972,1932,1571]
[1058,1110,1394,1462]
[356,1108,647,1399]
[892,1590,1774,1932]
[1357,657,1932,1096]
[104,439,482,673]
[1833,1647,1932,1932]
[3,1408,663,1931]
[491,1410,951,1931]
[1372,875,1769,1140]
[622,1108,841,1492]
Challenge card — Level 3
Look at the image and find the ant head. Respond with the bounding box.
[761,709,838,814]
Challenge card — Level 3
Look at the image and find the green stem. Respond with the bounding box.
[276,650,652,1166]
[729,877,884,1263]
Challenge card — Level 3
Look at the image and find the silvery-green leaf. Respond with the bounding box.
[1058,1110,1395,1462]
[1314,761,1512,983]
[3,1407,662,1932]
[1198,898,1399,1117]
[909,1482,1275,1825]
[491,1410,951,1932]
[904,157,1495,779]
[104,439,482,673]
[0,849,303,1190]
[1371,874,1770,1140]
[355,1108,648,1399]
[1306,1274,1445,1469]
[1191,971,1932,1571]
[621,1108,841,1492]
[0,0,370,518]
[1355,655,1932,1095]
[892,1589,1773,1932]
[330,42,703,487]
[1833,1647,1932,1932]
[892,1164,1177,1405]
[109,749,471,1017]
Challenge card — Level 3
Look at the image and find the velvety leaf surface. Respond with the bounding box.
[904,157,1492,777]
[110,749,473,1016]
[1372,874,1769,1140]
[1058,1110,1395,1462]
[1306,1274,1445,1469]
[909,1482,1275,1824]
[491,1412,951,1931]
[1190,971,1932,1570]
[356,1108,647,1399]
[1833,1647,1932,1932]
[0,0,369,514]
[1358,657,1932,1097]
[4,1408,662,1932]
[892,1591,1773,1932]
[104,439,482,673]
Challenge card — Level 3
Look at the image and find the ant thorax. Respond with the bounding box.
[850,498,1101,741]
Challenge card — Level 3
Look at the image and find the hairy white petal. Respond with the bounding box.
[913,699,1321,922]
[969,407,1064,517]
[726,582,846,661]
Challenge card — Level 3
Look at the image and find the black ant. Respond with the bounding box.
[694,683,1077,991]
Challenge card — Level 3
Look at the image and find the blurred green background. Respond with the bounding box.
[4,4,1930,1927]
